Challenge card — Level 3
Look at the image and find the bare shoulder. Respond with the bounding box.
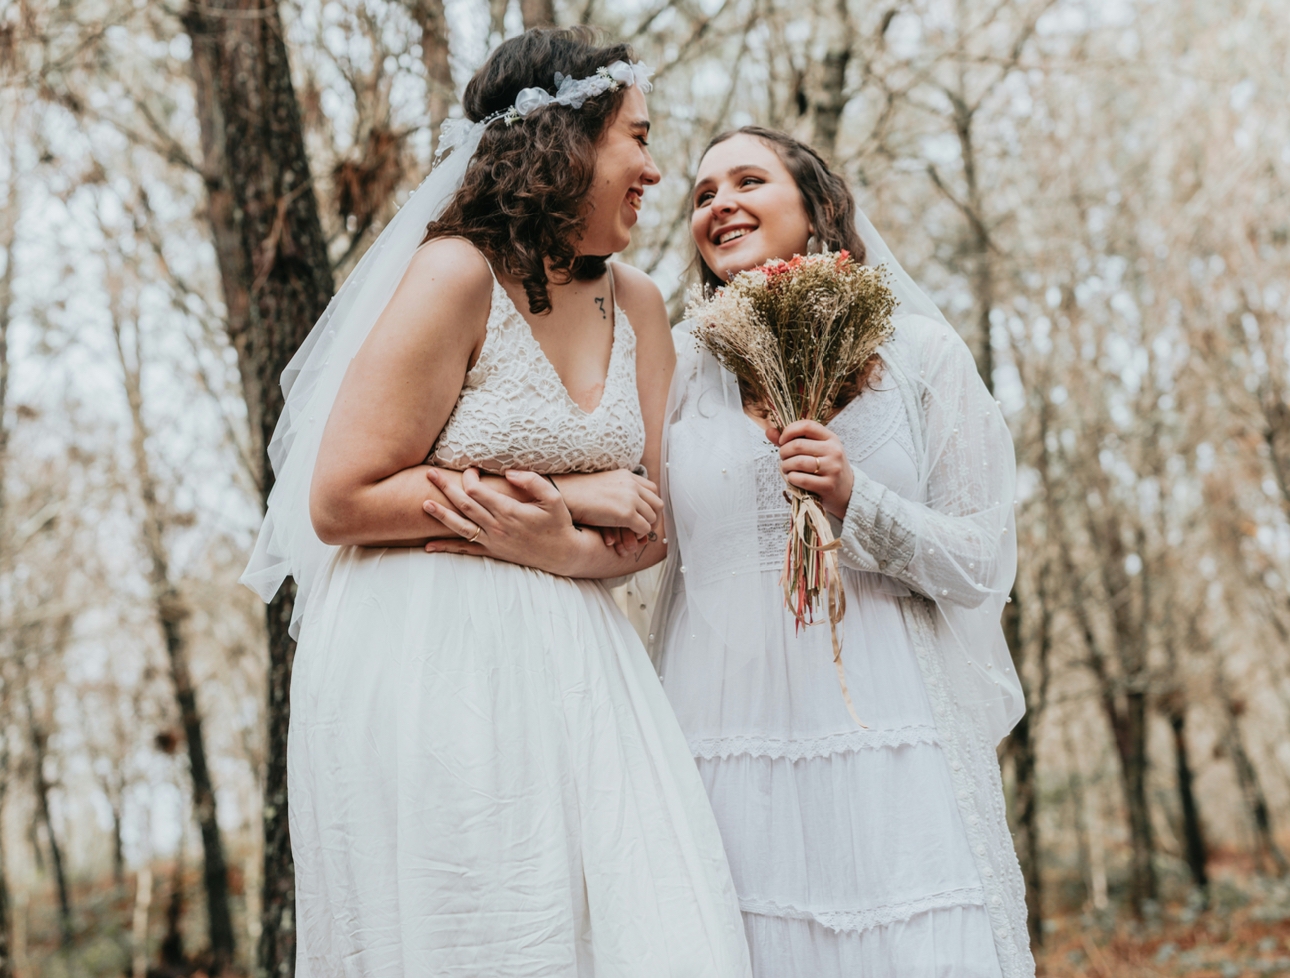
[610,261,668,337]
[402,236,494,309]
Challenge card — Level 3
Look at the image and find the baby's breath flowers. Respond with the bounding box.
[686,251,897,724]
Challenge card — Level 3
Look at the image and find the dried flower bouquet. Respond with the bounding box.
[686,251,897,723]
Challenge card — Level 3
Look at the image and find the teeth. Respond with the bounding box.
[718,228,749,245]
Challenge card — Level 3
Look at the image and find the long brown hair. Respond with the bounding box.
[693,126,866,294]
[424,27,634,314]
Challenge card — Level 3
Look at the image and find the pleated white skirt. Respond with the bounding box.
[660,569,1003,978]
[288,546,751,978]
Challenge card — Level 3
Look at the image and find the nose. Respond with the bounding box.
[641,151,661,186]
[710,184,737,215]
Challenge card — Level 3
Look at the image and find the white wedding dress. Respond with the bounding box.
[287,271,752,978]
[654,319,1031,977]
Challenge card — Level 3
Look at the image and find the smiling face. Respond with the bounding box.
[691,132,814,282]
[578,86,661,256]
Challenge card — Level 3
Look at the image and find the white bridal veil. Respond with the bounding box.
[240,62,654,636]
[651,207,1024,747]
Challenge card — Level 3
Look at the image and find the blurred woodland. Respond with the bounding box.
[1,0,1289,975]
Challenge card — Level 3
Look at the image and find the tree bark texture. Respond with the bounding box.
[0,726,12,978]
[810,0,852,162]
[1002,591,1043,946]
[1167,706,1208,893]
[402,0,455,143]
[1222,694,1289,876]
[113,318,236,970]
[182,4,334,975]
[24,692,72,948]
[1060,507,1157,916]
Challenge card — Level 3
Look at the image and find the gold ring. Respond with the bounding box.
[466,524,482,543]
[812,456,821,474]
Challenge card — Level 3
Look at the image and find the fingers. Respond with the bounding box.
[631,473,659,496]
[783,471,831,493]
[423,539,491,557]
[422,499,483,541]
[779,419,830,443]
[427,468,502,531]
[505,469,563,508]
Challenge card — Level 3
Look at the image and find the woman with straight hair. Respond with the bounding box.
[649,127,1034,977]
[242,28,750,978]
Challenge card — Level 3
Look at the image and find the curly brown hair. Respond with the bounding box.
[693,126,866,294]
[423,27,635,315]
[693,127,880,412]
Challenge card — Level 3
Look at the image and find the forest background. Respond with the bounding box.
[1,0,1288,975]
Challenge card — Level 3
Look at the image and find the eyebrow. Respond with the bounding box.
[693,163,771,190]
[627,119,652,134]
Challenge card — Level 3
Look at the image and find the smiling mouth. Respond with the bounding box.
[716,227,753,245]
[626,190,643,211]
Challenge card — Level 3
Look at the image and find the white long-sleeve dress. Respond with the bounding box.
[653,314,1034,978]
[286,273,752,978]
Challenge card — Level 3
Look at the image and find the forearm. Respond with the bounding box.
[312,467,524,547]
[556,533,667,580]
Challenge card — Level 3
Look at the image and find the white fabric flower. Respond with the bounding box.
[606,61,635,88]
[514,87,552,117]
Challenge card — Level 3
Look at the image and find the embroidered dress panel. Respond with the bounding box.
[430,278,646,474]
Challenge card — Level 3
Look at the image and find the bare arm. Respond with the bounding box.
[309,239,493,548]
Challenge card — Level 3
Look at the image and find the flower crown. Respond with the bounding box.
[436,60,654,159]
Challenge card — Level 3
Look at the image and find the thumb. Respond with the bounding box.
[506,469,561,506]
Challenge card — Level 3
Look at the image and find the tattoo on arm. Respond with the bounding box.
[594,296,606,319]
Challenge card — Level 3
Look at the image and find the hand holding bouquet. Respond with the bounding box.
[685,251,897,724]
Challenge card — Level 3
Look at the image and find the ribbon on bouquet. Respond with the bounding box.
[782,486,865,727]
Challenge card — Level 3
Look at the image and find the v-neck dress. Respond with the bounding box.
[286,268,752,978]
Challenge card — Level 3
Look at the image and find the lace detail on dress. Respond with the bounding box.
[430,277,646,475]
[902,597,1034,977]
[830,380,911,465]
[690,724,939,760]
[739,886,986,935]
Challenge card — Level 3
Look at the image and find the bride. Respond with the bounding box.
[657,128,1034,977]
[241,28,750,978]
[432,127,1036,977]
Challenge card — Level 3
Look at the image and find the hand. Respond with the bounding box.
[597,525,650,560]
[768,419,854,520]
[550,469,662,539]
[421,467,581,574]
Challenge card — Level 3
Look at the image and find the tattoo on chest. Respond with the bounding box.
[594,296,606,319]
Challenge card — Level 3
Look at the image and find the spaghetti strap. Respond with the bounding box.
[415,235,498,284]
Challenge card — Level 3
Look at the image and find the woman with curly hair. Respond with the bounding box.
[247,28,751,978]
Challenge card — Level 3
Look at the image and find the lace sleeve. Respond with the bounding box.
[837,319,1014,610]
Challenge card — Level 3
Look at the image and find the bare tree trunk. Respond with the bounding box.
[810,0,852,162]
[111,315,236,971]
[1002,580,1048,946]
[403,0,455,146]
[181,5,334,974]
[0,111,15,978]
[1221,690,1289,876]
[0,719,12,978]
[24,687,72,947]
[520,0,556,28]
[1166,704,1208,893]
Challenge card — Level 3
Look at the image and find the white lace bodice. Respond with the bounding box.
[430,274,646,475]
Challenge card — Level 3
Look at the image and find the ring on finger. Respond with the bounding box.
[466,524,482,543]
[812,456,821,474]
